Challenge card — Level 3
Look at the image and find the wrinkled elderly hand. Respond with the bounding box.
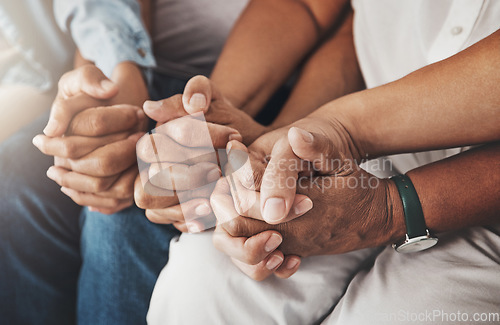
[211,126,404,280]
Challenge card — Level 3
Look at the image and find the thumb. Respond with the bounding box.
[287,127,344,174]
[58,65,118,100]
[182,75,220,114]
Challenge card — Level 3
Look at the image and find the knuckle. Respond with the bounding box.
[61,141,77,158]
[88,113,106,135]
[171,120,192,143]
[243,249,261,265]
[59,174,71,188]
[233,194,252,216]
[93,178,112,193]
[95,155,115,176]
[134,190,151,209]
[58,72,72,90]
[223,217,246,237]
[113,181,133,199]
[145,210,164,224]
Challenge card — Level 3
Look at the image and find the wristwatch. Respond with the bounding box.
[391,174,438,253]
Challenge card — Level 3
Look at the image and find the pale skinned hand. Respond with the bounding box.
[34,63,149,214]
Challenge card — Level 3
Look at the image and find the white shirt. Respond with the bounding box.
[353,0,500,175]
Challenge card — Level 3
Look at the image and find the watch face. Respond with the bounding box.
[395,236,438,253]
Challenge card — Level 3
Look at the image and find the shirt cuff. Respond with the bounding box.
[55,0,156,77]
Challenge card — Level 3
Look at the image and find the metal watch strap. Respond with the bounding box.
[391,174,427,238]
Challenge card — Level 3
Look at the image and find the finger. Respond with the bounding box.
[95,166,138,199]
[288,127,345,173]
[153,116,241,148]
[45,93,107,137]
[134,174,180,209]
[67,105,145,137]
[148,161,220,191]
[58,65,118,99]
[143,94,187,124]
[62,133,143,177]
[274,256,301,279]
[213,223,283,265]
[182,75,216,114]
[60,186,132,209]
[260,137,302,224]
[143,198,211,225]
[88,201,133,215]
[173,222,188,233]
[136,132,215,164]
[46,166,119,193]
[33,132,129,159]
[230,251,285,282]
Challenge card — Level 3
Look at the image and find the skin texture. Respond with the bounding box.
[34,61,149,214]
[134,3,362,238]
[211,31,500,280]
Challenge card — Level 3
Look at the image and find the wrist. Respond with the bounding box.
[384,178,406,245]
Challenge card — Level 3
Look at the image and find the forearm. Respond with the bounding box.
[210,0,348,117]
[326,30,500,158]
[270,12,363,129]
[400,143,500,236]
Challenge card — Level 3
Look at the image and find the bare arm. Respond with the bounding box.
[309,30,500,160]
[210,0,350,117]
[270,12,363,129]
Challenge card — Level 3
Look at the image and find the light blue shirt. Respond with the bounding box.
[54,0,156,77]
[0,0,74,91]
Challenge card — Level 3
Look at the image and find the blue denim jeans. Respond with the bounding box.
[0,72,185,325]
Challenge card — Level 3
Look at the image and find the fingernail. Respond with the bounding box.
[195,203,211,216]
[228,133,242,142]
[263,198,286,223]
[88,207,97,212]
[144,100,163,111]
[187,222,203,233]
[264,233,282,252]
[226,141,233,154]
[46,167,56,180]
[206,168,221,183]
[188,93,207,111]
[32,135,42,148]
[100,79,115,92]
[285,257,300,270]
[43,120,58,136]
[294,198,313,216]
[60,187,70,195]
[293,127,313,143]
[266,254,283,270]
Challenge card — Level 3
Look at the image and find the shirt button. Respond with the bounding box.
[451,26,463,35]
[137,48,146,58]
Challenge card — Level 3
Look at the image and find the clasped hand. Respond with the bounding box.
[211,122,402,280]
